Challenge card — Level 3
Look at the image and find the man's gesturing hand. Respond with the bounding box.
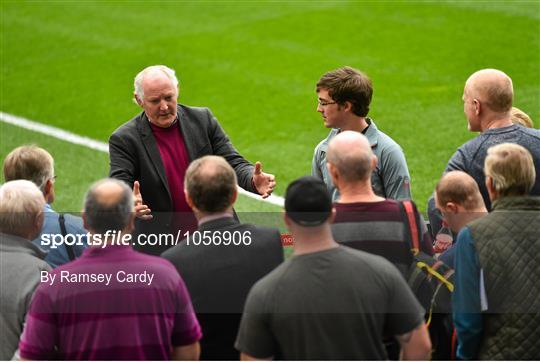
[252,162,276,199]
[133,181,153,220]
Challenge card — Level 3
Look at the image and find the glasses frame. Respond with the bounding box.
[318,100,337,107]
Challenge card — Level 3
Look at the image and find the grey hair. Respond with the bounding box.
[484,143,536,197]
[83,178,134,234]
[134,65,179,101]
[0,180,45,237]
[3,145,54,193]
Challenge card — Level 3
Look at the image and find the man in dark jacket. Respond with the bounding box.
[162,155,283,360]
[109,65,276,254]
[453,143,540,360]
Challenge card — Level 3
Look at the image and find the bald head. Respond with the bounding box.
[465,69,513,113]
[84,178,134,234]
[327,131,375,182]
[436,171,484,211]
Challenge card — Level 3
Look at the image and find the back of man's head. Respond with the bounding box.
[316,66,373,117]
[84,178,134,234]
[484,143,536,198]
[185,155,237,213]
[465,68,513,114]
[3,145,54,194]
[285,176,332,228]
[327,131,374,184]
[435,171,484,211]
[0,180,45,239]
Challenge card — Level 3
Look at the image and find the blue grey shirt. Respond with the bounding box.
[32,204,88,268]
[312,119,411,202]
[428,124,540,234]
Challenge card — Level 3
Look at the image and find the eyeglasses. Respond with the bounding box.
[318,99,337,107]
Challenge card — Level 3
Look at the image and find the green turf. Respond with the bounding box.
[1,1,539,213]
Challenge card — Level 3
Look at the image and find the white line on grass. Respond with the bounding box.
[0,111,285,207]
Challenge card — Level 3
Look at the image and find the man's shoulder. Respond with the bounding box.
[336,245,405,281]
[162,220,281,261]
[461,125,540,151]
[249,258,291,295]
[111,111,145,137]
[370,124,403,153]
[178,104,211,116]
[314,129,339,152]
[42,211,86,235]
[5,246,50,272]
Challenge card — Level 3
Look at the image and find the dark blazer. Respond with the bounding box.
[162,217,284,360]
[109,104,256,254]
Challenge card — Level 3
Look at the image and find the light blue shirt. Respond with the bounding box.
[32,204,88,268]
[312,119,411,201]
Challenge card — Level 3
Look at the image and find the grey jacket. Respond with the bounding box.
[0,233,50,360]
[312,119,412,201]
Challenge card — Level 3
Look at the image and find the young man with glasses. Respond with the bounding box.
[312,66,411,201]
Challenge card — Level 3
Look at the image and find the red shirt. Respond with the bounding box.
[150,121,197,232]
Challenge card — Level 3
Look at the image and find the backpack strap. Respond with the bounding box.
[59,213,76,261]
[399,200,422,255]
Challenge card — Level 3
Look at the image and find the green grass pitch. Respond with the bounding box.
[1,1,539,214]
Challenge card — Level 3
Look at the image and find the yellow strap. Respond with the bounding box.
[417,261,454,292]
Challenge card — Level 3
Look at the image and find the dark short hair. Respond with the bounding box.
[316,66,373,117]
[185,156,237,213]
[285,176,332,227]
[84,179,133,234]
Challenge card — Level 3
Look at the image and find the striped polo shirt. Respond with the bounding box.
[332,199,433,276]
[19,245,201,360]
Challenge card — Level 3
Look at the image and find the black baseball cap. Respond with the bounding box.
[285,176,332,226]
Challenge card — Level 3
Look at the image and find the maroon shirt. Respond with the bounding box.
[332,200,433,276]
[150,121,197,232]
[19,246,202,360]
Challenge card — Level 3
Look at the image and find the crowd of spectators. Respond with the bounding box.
[0,65,539,360]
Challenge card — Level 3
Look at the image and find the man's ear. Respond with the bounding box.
[342,101,353,113]
[283,212,292,229]
[446,202,459,214]
[474,99,481,116]
[485,176,498,201]
[44,179,54,203]
[327,162,339,184]
[82,211,89,231]
[230,188,238,206]
[371,155,378,171]
[328,208,336,224]
[134,93,143,107]
[184,190,195,210]
[125,212,135,234]
[32,211,45,239]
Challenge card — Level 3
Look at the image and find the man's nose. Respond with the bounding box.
[317,104,324,113]
[159,100,168,110]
